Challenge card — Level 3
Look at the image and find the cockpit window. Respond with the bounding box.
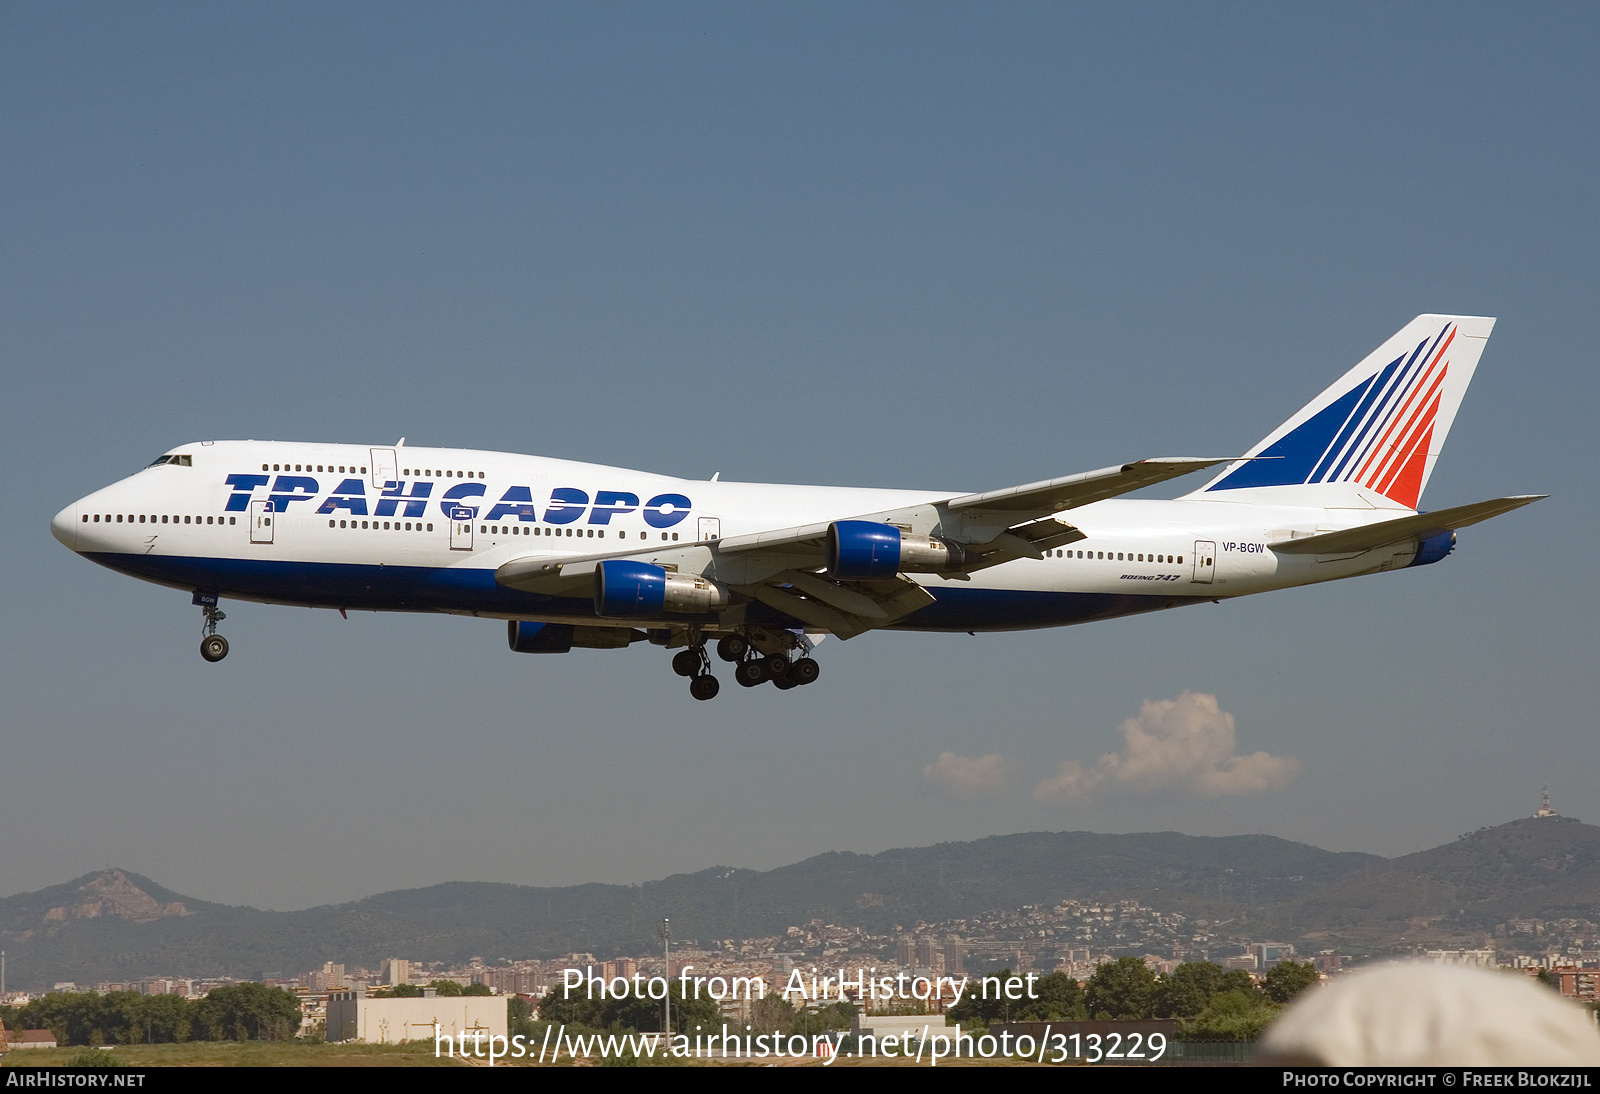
[145,454,193,468]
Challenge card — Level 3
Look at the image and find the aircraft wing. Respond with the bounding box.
[716,457,1231,559]
[1269,495,1547,554]
[944,457,1232,513]
[496,457,1229,636]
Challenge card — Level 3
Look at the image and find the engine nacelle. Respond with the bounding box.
[1407,530,1456,568]
[826,520,966,579]
[508,620,574,653]
[508,620,645,652]
[593,559,732,617]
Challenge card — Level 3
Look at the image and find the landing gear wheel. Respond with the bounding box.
[200,634,229,663]
[735,660,767,687]
[789,657,820,685]
[689,674,720,701]
[716,635,749,662]
[672,650,700,677]
[764,653,791,679]
[772,675,797,690]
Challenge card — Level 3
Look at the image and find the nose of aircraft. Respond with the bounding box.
[51,502,79,551]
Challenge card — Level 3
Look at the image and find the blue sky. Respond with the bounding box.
[3,3,1596,910]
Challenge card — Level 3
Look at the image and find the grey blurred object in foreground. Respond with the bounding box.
[1258,963,1600,1066]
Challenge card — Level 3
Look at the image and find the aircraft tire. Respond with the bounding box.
[200,635,229,663]
[690,674,720,701]
[735,661,766,687]
[716,635,748,662]
[671,650,699,677]
[764,653,791,679]
[790,658,820,685]
[772,675,797,690]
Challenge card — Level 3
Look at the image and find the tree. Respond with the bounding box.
[428,980,465,997]
[946,969,1038,1028]
[1184,989,1279,1042]
[462,983,494,997]
[1016,972,1086,1021]
[1155,961,1256,1019]
[191,983,302,1041]
[1084,957,1159,1020]
[1263,960,1320,1005]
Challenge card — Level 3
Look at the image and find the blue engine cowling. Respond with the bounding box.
[594,559,668,617]
[1407,530,1456,567]
[828,520,903,579]
[507,620,575,653]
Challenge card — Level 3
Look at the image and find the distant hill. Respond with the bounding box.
[10,819,1597,990]
[1270,815,1600,949]
[0,830,1376,989]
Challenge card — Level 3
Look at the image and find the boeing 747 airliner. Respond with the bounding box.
[53,315,1542,699]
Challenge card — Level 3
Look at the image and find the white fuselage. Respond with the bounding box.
[53,440,1428,634]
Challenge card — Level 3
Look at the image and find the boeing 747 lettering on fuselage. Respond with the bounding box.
[53,315,1543,699]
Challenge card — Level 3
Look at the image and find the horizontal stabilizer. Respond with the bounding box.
[1269,495,1546,554]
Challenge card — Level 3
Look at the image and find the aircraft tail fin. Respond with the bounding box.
[1186,315,1495,510]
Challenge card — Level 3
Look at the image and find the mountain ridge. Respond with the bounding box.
[3,818,1593,989]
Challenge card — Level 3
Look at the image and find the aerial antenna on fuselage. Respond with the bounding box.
[396,437,406,446]
[710,471,720,481]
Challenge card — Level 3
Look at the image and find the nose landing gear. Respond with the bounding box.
[194,592,229,663]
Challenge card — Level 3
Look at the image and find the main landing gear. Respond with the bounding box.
[671,643,721,701]
[734,651,820,689]
[669,630,820,699]
[195,593,229,663]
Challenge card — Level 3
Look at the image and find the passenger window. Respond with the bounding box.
[229,517,236,525]
[426,523,433,531]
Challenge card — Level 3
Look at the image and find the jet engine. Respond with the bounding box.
[826,520,966,580]
[593,559,733,617]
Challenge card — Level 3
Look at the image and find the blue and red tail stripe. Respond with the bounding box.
[1207,320,1456,509]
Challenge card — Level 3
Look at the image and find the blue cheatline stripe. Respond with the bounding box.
[82,552,1208,633]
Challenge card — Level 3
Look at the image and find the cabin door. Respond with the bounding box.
[449,506,475,551]
[250,500,276,544]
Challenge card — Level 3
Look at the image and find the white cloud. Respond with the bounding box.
[922,751,1012,799]
[1033,691,1300,804]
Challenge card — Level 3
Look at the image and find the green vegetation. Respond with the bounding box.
[0,1042,464,1067]
[950,960,1306,1044]
[1263,960,1320,1004]
[6,983,302,1047]
[1155,961,1257,1018]
[536,980,720,1035]
[1085,957,1159,1020]
[947,970,1087,1028]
